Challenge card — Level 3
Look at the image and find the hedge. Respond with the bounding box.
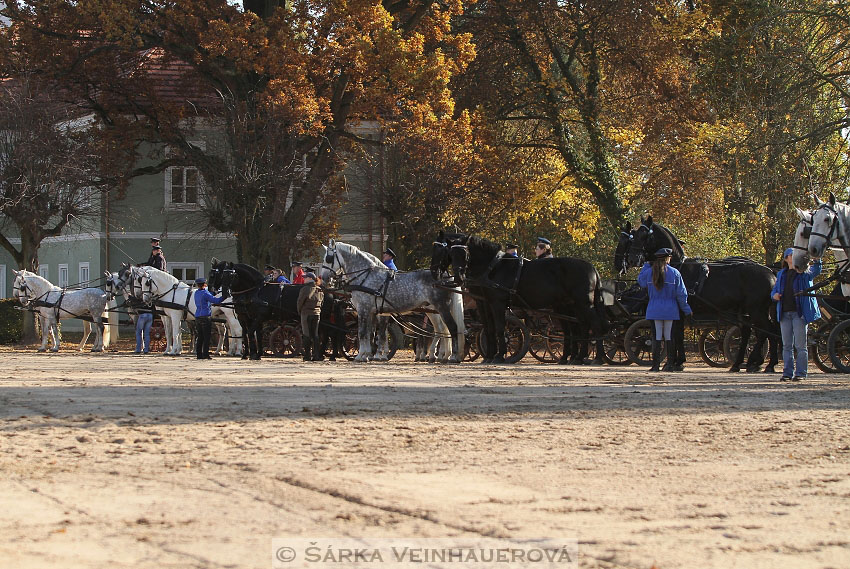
[0,298,24,344]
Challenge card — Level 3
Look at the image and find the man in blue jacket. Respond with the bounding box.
[193,277,224,360]
[771,248,821,381]
[382,248,398,271]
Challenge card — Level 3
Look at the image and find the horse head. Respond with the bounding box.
[138,269,157,306]
[613,221,633,275]
[12,270,30,306]
[808,192,841,259]
[321,239,344,284]
[430,231,451,280]
[430,231,468,284]
[792,208,814,272]
[207,258,234,295]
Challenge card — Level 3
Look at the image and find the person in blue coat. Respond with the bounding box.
[193,277,224,360]
[638,248,693,371]
[382,248,398,271]
[771,247,822,381]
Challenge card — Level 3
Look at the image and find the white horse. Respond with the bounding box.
[12,270,112,352]
[806,193,850,262]
[138,266,242,356]
[793,208,850,296]
[321,240,465,362]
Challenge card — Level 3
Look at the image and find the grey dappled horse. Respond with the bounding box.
[13,270,112,352]
[806,193,850,264]
[320,240,465,362]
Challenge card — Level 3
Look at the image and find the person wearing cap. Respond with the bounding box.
[382,248,398,271]
[771,247,821,381]
[504,243,519,258]
[535,237,553,259]
[193,277,223,360]
[145,239,167,272]
[637,247,692,372]
[297,272,325,361]
[263,264,276,282]
[291,261,306,284]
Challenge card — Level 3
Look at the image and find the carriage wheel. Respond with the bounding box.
[269,324,303,358]
[698,327,729,368]
[812,320,838,374]
[384,322,403,361]
[463,326,482,362]
[149,319,167,352]
[723,325,767,364]
[624,319,665,366]
[546,322,565,362]
[342,316,359,361]
[527,316,556,363]
[601,324,630,365]
[477,314,530,363]
[827,319,850,373]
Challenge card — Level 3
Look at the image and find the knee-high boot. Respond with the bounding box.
[649,340,661,372]
[662,340,676,371]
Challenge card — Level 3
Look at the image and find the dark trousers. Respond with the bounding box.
[301,313,321,358]
[196,317,212,359]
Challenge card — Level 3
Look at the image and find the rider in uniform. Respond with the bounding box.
[535,237,553,259]
[297,272,325,361]
[193,277,223,359]
[382,247,398,270]
[504,243,519,258]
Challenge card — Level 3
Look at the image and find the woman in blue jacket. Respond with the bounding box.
[638,248,693,371]
[771,248,821,381]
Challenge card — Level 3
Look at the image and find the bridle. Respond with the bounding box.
[431,241,468,284]
[809,203,841,245]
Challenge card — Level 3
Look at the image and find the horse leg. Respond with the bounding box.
[355,310,374,362]
[374,317,389,361]
[161,316,173,355]
[171,314,183,355]
[36,315,49,352]
[250,319,263,360]
[49,319,60,352]
[434,307,459,363]
[477,306,495,363]
[79,320,91,352]
[91,316,104,352]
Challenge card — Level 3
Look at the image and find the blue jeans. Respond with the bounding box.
[135,313,153,353]
[780,311,808,378]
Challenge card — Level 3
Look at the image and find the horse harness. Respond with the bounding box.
[324,245,398,314]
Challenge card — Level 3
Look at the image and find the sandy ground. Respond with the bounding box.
[1,346,849,569]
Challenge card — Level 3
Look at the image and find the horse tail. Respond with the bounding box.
[593,271,609,335]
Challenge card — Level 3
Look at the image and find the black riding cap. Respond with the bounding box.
[506,243,518,249]
[384,248,396,258]
[536,237,551,246]
[152,245,162,250]
[264,264,275,271]
[150,237,160,243]
[654,248,673,258]
[195,277,206,285]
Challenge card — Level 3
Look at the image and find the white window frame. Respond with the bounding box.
[0,265,5,299]
[165,140,206,211]
[38,265,48,281]
[79,262,90,286]
[169,262,204,284]
[58,264,69,288]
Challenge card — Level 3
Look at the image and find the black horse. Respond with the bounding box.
[431,232,608,364]
[617,216,779,373]
[208,259,306,360]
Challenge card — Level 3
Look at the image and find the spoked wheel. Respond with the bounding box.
[698,327,729,368]
[624,319,665,366]
[269,324,302,358]
[601,323,630,365]
[723,325,767,364]
[812,320,838,374]
[477,314,530,363]
[546,323,566,363]
[342,313,359,361]
[827,319,850,373]
[382,322,403,361]
[527,316,556,362]
[463,326,482,362]
[149,319,167,352]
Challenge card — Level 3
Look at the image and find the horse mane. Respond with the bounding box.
[337,242,383,267]
[650,222,685,261]
[466,235,502,257]
[18,270,56,290]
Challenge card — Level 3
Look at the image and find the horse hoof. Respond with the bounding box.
[492,356,505,364]
[746,366,761,373]
[729,366,741,373]
[763,366,776,374]
[50,349,59,353]
[37,348,46,353]
[557,357,569,365]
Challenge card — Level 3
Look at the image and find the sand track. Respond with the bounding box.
[1,351,848,568]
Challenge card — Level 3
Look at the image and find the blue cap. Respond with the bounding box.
[783,248,794,258]
[654,248,673,258]
[537,237,551,246]
[195,277,206,285]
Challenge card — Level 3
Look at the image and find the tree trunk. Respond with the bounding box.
[18,231,40,344]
